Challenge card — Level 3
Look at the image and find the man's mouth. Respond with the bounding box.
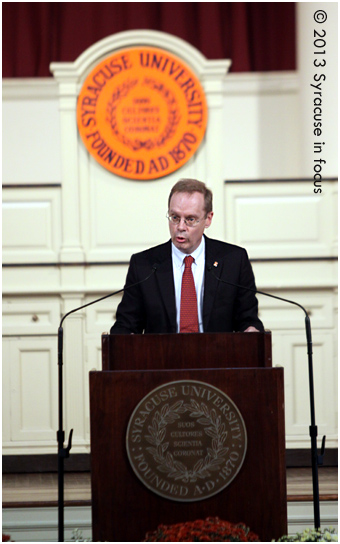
[176,236,187,243]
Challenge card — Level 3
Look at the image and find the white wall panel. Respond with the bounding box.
[2,188,61,263]
[2,298,60,335]
[61,296,86,449]
[2,341,11,443]
[85,339,103,441]
[85,295,122,334]
[84,264,129,293]
[83,151,227,262]
[222,73,300,180]
[224,181,337,258]
[2,80,62,184]
[2,266,62,295]
[258,291,335,331]
[273,331,337,448]
[252,259,337,290]
[84,162,171,261]
[7,338,58,444]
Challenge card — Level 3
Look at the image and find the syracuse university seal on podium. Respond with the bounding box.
[126,380,247,502]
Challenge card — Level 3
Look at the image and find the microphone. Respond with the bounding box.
[207,264,325,529]
[57,263,157,541]
[207,263,310,318]
[59,263,158,329]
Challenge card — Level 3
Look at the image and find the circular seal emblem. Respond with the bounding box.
[76,47,208,180]
[126,380,247,502]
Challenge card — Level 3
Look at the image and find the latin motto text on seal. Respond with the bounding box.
[126,380,247,502]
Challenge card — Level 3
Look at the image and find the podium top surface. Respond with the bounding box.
[101,331,272,371]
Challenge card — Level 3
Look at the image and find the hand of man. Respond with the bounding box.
[244,326,260,332]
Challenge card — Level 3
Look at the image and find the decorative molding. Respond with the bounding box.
[50,29,231,84]
[2,184,62,189]
[225,178,338,184]
[2,261,130,267]
[2,256,338,268]
[2,70,299,104]
[223,71,299,95]
[2,78,59,100]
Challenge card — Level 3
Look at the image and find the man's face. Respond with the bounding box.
[168,191,213,254]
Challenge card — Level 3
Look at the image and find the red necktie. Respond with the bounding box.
[180,256,199,333]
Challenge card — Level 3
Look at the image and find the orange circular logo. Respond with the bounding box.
[77,47,208,180]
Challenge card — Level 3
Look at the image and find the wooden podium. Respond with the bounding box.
[90,332,287,542]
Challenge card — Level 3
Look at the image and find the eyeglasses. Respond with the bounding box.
[166,213,205,228]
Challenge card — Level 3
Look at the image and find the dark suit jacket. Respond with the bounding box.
[110,235,263,334]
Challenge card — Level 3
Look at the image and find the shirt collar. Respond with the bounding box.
[171,236,205,269]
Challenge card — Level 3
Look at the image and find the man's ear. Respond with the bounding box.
[205,211,213,228]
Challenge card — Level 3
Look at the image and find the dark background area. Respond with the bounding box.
[2,2,296,77]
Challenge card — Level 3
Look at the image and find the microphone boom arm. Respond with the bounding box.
[209,268,326,529]
[57,265,157,541]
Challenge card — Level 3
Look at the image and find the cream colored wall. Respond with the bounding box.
[2,27,337,455]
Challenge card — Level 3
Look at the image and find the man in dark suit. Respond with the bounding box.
[111,179,263,334]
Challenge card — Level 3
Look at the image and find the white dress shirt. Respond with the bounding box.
[171,237,205,333]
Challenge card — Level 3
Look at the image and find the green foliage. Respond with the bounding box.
[273,527,338,542]
[70,528,92,542]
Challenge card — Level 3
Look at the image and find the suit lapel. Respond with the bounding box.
[154,241,177,331]
[203,236,224,330]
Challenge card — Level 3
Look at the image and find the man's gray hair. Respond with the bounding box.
[168,179,213,214]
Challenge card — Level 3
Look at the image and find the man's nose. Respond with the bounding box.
[177,218,187,230]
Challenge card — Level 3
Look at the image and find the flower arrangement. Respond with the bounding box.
[273,527,338,542]
[71,529,92,542]
[143,517,260,542]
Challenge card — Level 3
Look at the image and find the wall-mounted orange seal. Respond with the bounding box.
[77,46,208,180]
